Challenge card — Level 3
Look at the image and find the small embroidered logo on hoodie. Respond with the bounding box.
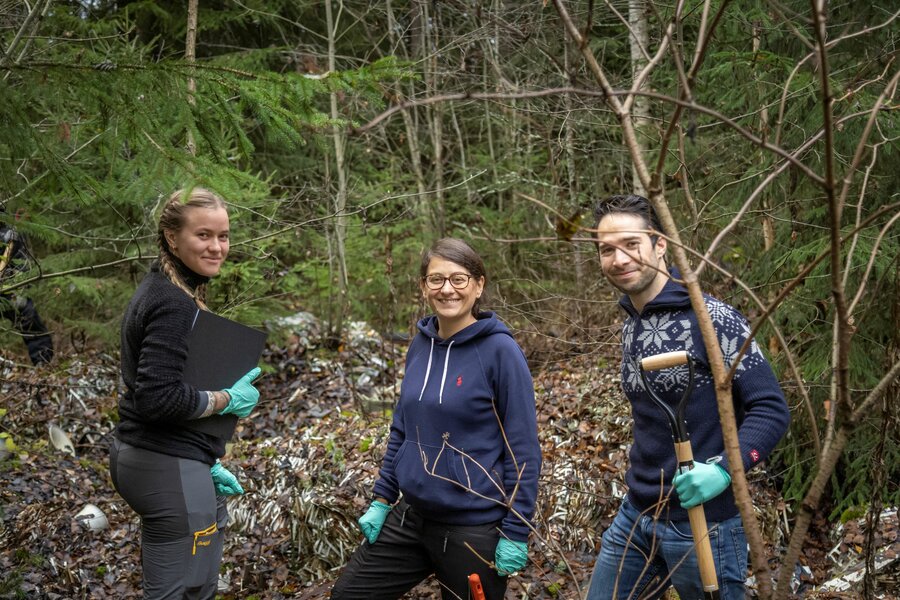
[749,449,760,463]
[456,375,463,387]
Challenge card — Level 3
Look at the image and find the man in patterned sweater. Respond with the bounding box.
[585,195,790,600]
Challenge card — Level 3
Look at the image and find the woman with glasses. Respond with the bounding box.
[331,238,541,600]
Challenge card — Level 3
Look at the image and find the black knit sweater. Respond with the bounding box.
[115,261,224,464]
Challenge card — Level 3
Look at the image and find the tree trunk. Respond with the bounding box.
[326,0,349,341]
[753,22,774,251]
[185,0,198,156]
[449,104,473,204]
[563,43,583,284]
[385,0,429,224]
[1,0,50,75]
[629,0,649,196]
[422,0,446,236]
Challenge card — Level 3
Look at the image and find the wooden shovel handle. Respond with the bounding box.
[641,350,689,371]
[674,441,720,598]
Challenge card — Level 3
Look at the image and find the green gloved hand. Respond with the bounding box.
[210,462,244,496]
[495,538,528,575]
[219,367,262,418]
[358,500,391,544]
[673,460,731,508]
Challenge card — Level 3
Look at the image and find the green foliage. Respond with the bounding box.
[0,569,26,599]
[0,0,410,347]
[1,0,898,521]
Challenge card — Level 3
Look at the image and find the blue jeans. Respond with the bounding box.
[586,499,748,600]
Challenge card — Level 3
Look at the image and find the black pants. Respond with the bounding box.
[331,499,508,600]
[0,293,53,365]
[109,438,227,600]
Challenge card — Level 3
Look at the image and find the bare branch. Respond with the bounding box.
[835,70,900,213]
[848,209,900,316]
[778,358,900,599]
[356,85,830,186]
[653,0,730,179]
[774,6,900,146]
[1,0,50,72]
[717,202,900,387]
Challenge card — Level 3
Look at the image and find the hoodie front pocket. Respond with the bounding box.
[395,441,465,502]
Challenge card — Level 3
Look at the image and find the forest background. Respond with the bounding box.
[0,0,898,598]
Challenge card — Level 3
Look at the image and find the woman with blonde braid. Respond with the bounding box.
[109,187,261,599]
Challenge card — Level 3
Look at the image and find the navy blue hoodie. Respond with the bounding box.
[373,312,541,541]
[618,269,790,521]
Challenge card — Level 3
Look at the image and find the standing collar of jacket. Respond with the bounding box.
[618,267,692,318]
[150,258,210,292]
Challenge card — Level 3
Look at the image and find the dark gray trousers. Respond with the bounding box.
[109,438,227,600]
[331,499,508,600]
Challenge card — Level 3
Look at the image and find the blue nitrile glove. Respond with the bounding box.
[495,538,528,575]
[358,500,391,544]
[219,367,262,417]
[673,460,732,508]
[210,462,244,496]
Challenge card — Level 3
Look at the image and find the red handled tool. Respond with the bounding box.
[640,350,720,600]
[468,573,486,600]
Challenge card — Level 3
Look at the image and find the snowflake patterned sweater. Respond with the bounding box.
[618,269,790,522]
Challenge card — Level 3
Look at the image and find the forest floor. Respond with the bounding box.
[0,320,897,599]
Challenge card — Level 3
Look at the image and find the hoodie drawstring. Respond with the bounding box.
[438,341,453,404]
[416,338,454,404]
[417,338,435,402]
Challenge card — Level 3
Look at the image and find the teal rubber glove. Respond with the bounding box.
[358,500,391,544]
[210,462,244,496]
[219,367,262,418]
[495,538,528,576]
[673,460,731,508]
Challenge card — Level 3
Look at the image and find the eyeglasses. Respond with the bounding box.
[423,273,472,290]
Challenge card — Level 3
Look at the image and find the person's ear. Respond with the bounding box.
[164,229,177,252]
[655,235,667,258]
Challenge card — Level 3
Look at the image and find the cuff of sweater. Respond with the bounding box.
[500,519,531,543]
[371,483,399,505]
[188,391,211,419]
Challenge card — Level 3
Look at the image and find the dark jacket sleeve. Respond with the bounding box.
[129,295,204,423]
[372,335,425,503]
[493,337,542,542]
[713,304,791,474]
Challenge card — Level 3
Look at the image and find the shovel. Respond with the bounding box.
[640,350,720,600]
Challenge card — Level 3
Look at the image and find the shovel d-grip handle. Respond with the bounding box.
[640,350,689,371]
[639,351,693,443]
[640,351,720,599]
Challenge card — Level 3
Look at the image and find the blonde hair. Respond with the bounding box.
[157,187,227,310]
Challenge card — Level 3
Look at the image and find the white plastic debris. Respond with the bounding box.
[74,503,109,531]
[48,424,76,456]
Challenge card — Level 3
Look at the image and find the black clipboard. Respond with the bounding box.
[181,309,268,439]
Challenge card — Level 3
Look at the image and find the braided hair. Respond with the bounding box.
[156,187,227,310]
